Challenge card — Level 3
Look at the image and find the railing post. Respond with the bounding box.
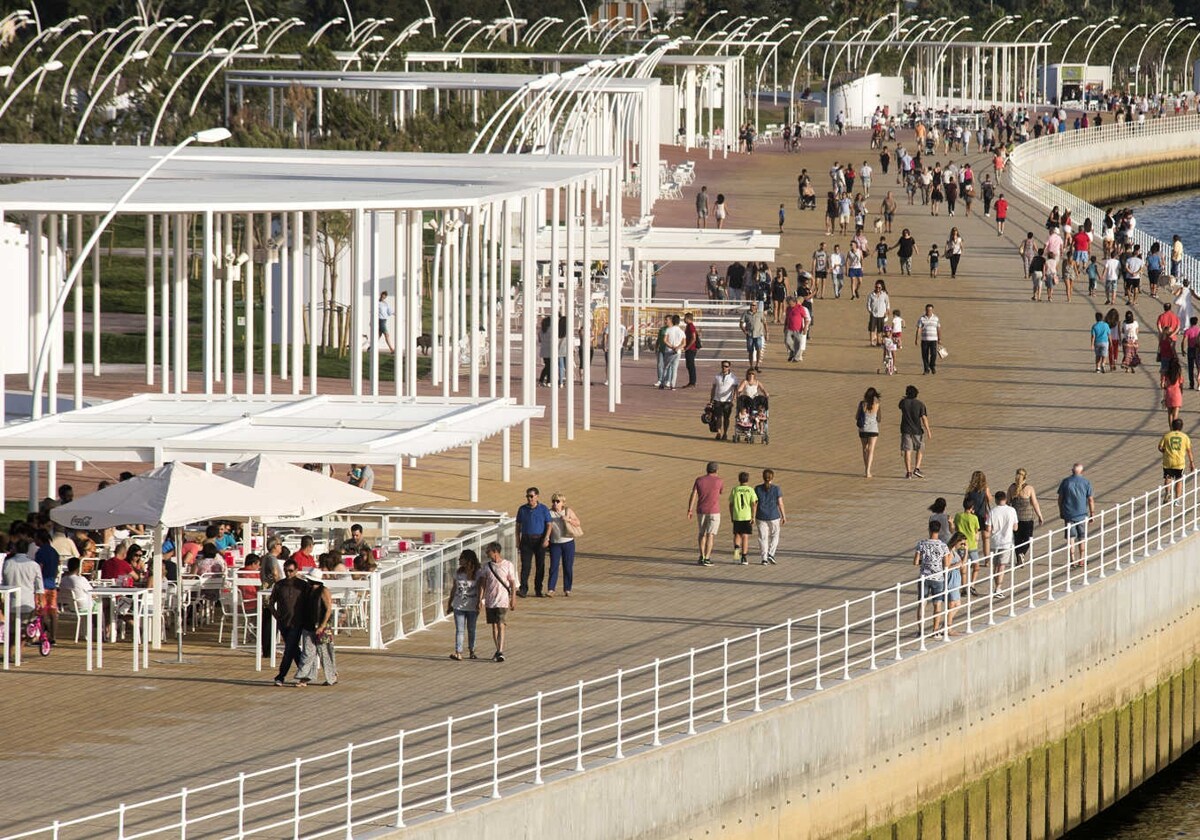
[721,639,730,722]
[1046,530,1055,601]
[118,804,126,840]
[842,600,851,679]
[396,729,407,824]
[1156,484,1164,551]
[753,630,762,712]
[691,648,700,734]
[785,618,795,699]
[181,789,188,840]
[814,609,824,689]
[653,658,664,742]
[1115,503,1122,571]
[1097,507,1106,579]
[1065,527,1075,595]
[491,705,501,797]
[293,758,301,840]
[964,572,972,634]
[1144,493,1152,558]
[534,692,545,783]
[868,591,877,670]
[893,584,902,661]
[444,717,454,813]
[615,669,626,758]
[237,772,246,839]
[575,682,585,771]
[988,560,997,625]
[345,744,354,836]
[918,582,927,652]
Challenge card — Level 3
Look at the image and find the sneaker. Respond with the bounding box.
[738,558,748,565]
[993,591,1008,600]
[701,558,713,566]
[733,547,742,561]
[697,556,706,566]
[274,678,287,687]
[767,555,777,565]
[905,471,913,479]
[760,559,770,565]
[912,468,925,478]
[495,652,506,662]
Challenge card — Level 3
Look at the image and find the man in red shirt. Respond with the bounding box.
[100,543,133,580]
[994,195,1008,236]
[687,461,725,566]
[1158,303,1182,373]
[291,535,316,571]
[784,297,810,362]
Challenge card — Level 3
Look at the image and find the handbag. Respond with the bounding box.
[936,344,949,360]
[693,327,703,351]
[564,507,584,538]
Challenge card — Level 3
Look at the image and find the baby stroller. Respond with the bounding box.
[732,395,769,444]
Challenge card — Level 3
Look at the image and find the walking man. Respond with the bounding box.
[783,297,810,362]
[270,561,311,686]
[899,384,932,479]
[988,491,1019,598]
[916,303,941,374]
[753,469,787,565]
[687,461,724,566]
[696,185,710,229]
[729,471,756,564]
[1159,418,1195,501]
[994,193,1008,235]
[515,487,552,597]
[740,301,768,371]
[1057,463,1095,567]
[481,542,517,662]
[710,360,738,440]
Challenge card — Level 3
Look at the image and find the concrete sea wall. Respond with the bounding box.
[1056,156,1200,206]
[387,533,1200,840]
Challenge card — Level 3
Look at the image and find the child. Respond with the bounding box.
[952,497,982,596]
[729,471,756,565]
[1086,255,1100,298]
[880,326,897,375]
[928,243,940,278]
[875,236,889,274]
[735,406,752,434]
[891,309,904,350]
[777,203,785,234]
[830,244,845,298]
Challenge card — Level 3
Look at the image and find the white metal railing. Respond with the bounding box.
[7,474,1200,839]
[1007,114,1200,284]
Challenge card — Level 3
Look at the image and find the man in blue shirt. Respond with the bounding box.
[752,469,788,566]
[1090,313,1111,373]
[1057,463,1095,566]
[515,487,553,597]
[33,529,60,644]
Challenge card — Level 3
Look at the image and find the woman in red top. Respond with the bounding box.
[1162,356,1184,425]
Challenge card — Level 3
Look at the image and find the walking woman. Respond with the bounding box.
[946,228,964,279]
[1120,309,1141,372]
[714,193,728,229]
[856,387,882,478]
[1162,356,1184,425]
[964,470,992,556]
[446,549,482,659]
[1104,308,1121,372]
[771,268,788,323]
[1007,468,1045,565]
[548,493,582,596]
[895,229,916,276]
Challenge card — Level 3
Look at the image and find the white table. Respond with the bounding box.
[90,587,149,671]
[0,586,20,669]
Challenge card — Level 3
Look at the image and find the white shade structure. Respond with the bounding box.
[49,460,261,530]
[219,453,386,521]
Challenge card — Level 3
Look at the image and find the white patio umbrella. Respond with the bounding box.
[50,461,264,661]
[219,454,386,521]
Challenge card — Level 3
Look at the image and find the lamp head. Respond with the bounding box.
[0,66,12,79]
[129,50,150,61]
[41,60,63,72]
[79,30,93,36]
[192,127,232,143]
[210,47,230,55]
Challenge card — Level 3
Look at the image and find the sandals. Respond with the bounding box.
[449,652,463,661]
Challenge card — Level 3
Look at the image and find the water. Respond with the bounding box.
[1125,189,1200,258]
[1065,745,1200,838]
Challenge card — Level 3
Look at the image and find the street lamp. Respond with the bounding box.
[1083,23,1122,69]
[145,19,190,59]
[34,28,90,96]
[982,15,1017,42]
[61,27,117,106]
[1135,19,1176,93]
[526,17,563,47]
[306,17,344,47]
[31,127,235,426]
[149,47,228,143]
[339,34,382,69]
[75,49,150,142]
[7,23,63,86]
[188,43,257,115]
[445,18,482,47]
[1110,24,1149,86]
[820,17,860,82]
[163,18,212,70]
[1158,18,1195,94]
[789,16,831,57]
[372,17,435,70]
[1061,22,1102,66]
[263,17,306,53]
[0,59,61,119]
[87,25,147,93]
[694,10,726,41]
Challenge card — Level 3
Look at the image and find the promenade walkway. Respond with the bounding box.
[0,129,1180,835]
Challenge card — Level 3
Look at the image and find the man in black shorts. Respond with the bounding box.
[1159,418,1194,501]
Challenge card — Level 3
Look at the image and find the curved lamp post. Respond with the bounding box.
[34,28,90,96]
[189,43,257,115]
[263,17,305,53]
[75,49,149,142]
[306,17,344,47]
[1110,23,1149,86]
[163,18,212,70]
[61,27,118,106]
[0,59,60,119]
[31,127,234,424]
[1134,19,1176,93]
[149,47,228,144]
[526,17,563,47]
[1158,18,1195,94]
[1083,22,1122,69]
[200,18,247,56]
[87,25,148,93]
[819,17,860,82]
[146,18,189,60]
[863,14,917,75]
[7,23,63,86]
[372,17,434,70]
[694,10,726,42]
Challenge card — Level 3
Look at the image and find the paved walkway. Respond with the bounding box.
[0,130,1182,835]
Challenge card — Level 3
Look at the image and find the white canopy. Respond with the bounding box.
[49,461,263,530]
[536,225,781,262]
[219,454,385,521]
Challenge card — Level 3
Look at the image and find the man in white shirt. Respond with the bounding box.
[859,161,873,196]
[709,361,739,440]
[987,491,1019,597]
[376,292,395,352]
[1103,255,1121,305]
[916,304,942,374]
[662,314,686,390]
[2,539,43,648]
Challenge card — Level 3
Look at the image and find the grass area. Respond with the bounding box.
[0,500,29,531]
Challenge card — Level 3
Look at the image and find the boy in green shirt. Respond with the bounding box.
[952,497,982,596]
[729,471,756,564]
